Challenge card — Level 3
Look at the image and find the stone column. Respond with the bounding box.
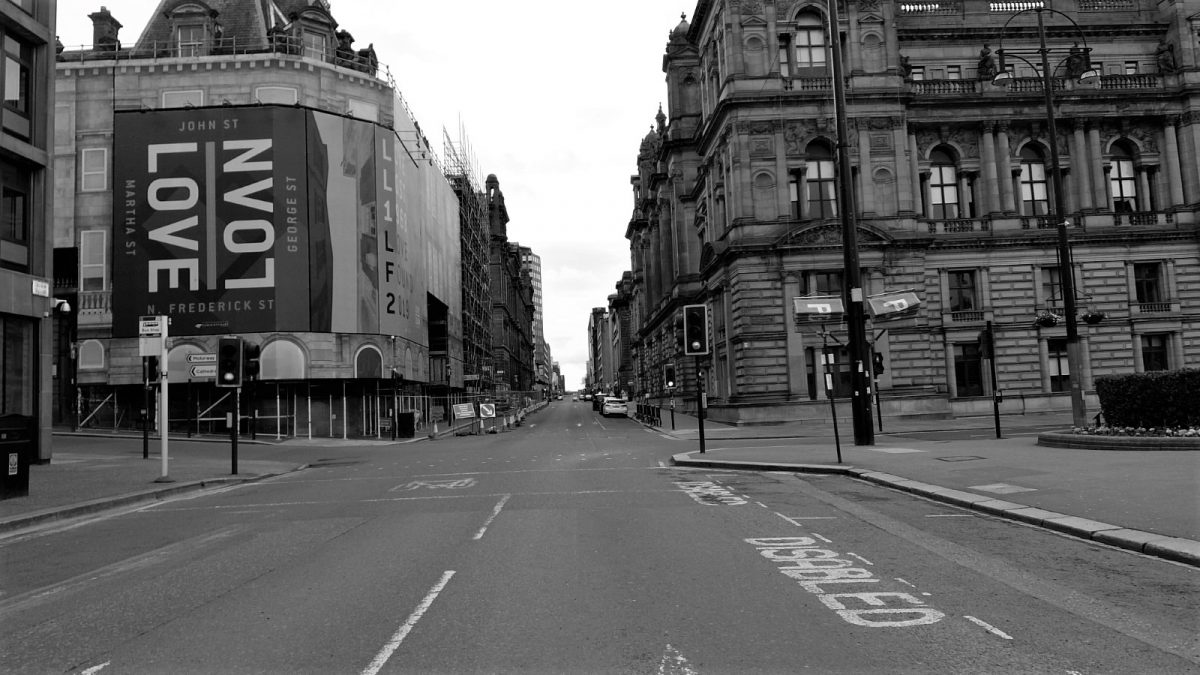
[1087,123,1107,209]
[857,120,876,214]
[957,172,971,217]
[895,121,915,213]
[909,131,922,214]
[775,123,791,218]
[1163,118,1187,207]
[996,122,1015,212]
[980,123,998,215]
[1071,122,1093,211]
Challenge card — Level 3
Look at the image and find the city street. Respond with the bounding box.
[1,402,1196,674]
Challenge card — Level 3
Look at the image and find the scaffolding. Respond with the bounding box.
[444,123,492,393]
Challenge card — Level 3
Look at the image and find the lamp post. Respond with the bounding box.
[993,7,1098,429]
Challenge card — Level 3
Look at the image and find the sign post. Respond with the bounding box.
[140,315,172,482]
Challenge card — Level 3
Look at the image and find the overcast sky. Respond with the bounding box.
[55,1,682,390]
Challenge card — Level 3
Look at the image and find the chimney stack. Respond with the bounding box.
[88,6,122,51]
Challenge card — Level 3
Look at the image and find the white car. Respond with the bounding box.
[601,397,628,417]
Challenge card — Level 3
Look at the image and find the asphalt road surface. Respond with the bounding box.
[1,402,1196,674]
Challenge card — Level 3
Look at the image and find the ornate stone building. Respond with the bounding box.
[628,0,1199,424]
[54,1,465,439]
[486,175,535,393]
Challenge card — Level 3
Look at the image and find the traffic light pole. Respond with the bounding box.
[155,316,171,482]
[231,387,239,475]
[695,356,705,454]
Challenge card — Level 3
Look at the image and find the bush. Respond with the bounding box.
[1095,368,1200,429]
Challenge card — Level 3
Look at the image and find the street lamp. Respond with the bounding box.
[992,6,1096,428]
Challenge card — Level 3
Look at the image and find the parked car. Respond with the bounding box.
[601,397,628,417]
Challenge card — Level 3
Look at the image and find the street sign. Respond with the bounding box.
[867,291,921,320]
[190,365,217,378]
[187,353,217,364]
[794,296,845,322]
[139,337,162,357]
[452,403,476,419]
[139,316,164,336]
[479,403,496,418]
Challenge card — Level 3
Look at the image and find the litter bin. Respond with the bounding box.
[0,413,33,499]
[396,411,416,439]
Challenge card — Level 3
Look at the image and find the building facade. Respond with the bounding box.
[486,174,535,393]
[626,0,1199,425]
[54,1,466,440]
[0,0,57,461]
[519,246,553,396]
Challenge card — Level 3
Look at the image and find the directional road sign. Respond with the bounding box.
[187,353,217,364]
[190,365,217,378]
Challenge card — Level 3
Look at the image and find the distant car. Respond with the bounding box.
[572,395,578,401]
[601,397,628,417]
[556,394,563,400]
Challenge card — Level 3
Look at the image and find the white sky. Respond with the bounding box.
[55,1,683,390]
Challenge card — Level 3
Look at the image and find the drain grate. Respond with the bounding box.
[935,456,984,462]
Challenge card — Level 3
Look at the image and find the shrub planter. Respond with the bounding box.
[1038,432,1200,451]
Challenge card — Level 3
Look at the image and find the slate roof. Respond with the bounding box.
[131,0,341,53]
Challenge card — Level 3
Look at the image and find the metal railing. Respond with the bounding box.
[58,34,385,79]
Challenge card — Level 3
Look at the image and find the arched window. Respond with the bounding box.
[793,13,827,69]
[1019,145,1049,215]
[1110,143,1138,212]
[929,148,959,219]
[806,141,837,219]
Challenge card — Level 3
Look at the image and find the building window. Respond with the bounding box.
[909,66,925,81]
[1,315,35,416]
[175,24,205,57]
[80,148,107,192]
[1133,262,1161,303]
[806,141,837,219]
[2,32,31,140]
[1110,143,1138,212]
[1019,145,1049,215]
[809,271,844,296]
[946,65,962,80]
[954,342,984,397]
[303,30,328,60]
[1140,334,1169,371]
[1042,266,1064,311]
[948,270,977,312]
[0,162,28,244]
[929,148,959,219]
[80,229,106,291]
[1124,61,1138,75]
[792,13,826,69]
[1048,338,1070,393]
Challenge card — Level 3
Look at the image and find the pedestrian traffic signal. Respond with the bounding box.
[872,351,885,375]
[144,355,160,384]
[682,304,710,356]
[663,363,677,389]
[217,336,243,388]
[243,343,261,380]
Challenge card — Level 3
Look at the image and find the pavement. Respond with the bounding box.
[1,410,1197,569]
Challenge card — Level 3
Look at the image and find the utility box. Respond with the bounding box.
[0,414,32,499]
[396,411,416,439]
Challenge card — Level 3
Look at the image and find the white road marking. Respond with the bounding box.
[775,513,837,527]
[847,552,874,566]
[362,570,456,675]
[925,514,974,518]
[473,494,511,540]
[969,483,1037,494]
[894,578,916,588]
[657,644,699,675]
[871,447,925,454]
[811,532,833,543]
[80,662,110,674]
[964,615,1014,640]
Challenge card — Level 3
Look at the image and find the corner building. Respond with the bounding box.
[630,1,1199,424]
[55,2,464,440]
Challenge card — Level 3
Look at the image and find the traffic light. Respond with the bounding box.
[663,363,677,389]
[217,336,243,387]
[682,304,710,356]
[243,343,261,380]
[144,355,160,384]
[872,351,885,375]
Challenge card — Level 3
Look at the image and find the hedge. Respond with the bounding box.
[1095,368,1200,429]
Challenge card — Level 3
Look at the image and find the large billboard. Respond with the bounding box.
[112,106,460,362]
